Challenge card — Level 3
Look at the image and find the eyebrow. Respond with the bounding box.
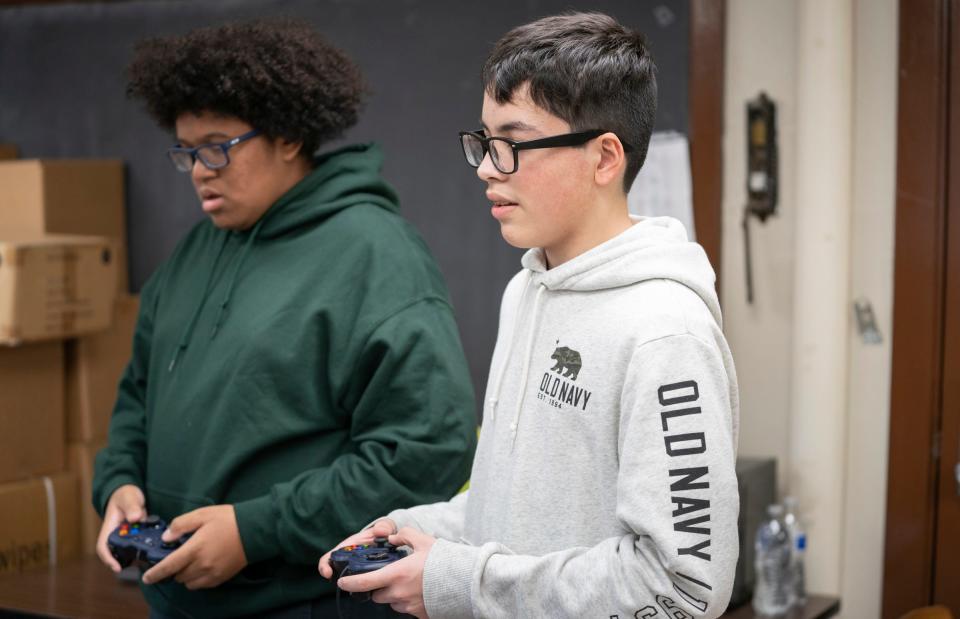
[175,132,231,147]
[479,120,540,134]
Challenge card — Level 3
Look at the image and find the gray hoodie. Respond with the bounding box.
[388,216,740,618]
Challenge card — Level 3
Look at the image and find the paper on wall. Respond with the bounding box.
[627,131,695,241]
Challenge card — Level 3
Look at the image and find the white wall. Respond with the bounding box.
[790,0,855,595]
[722,0,798,494]
[840,0,898,616]
[721,1,897,616]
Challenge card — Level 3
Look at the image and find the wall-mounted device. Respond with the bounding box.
[742,92,778,304]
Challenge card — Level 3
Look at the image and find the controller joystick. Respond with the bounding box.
[330,536,408,601]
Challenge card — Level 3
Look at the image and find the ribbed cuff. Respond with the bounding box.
[95,475,142,516]
[385,508,416,531]
[233,494,281,564]
[423,539,478,619]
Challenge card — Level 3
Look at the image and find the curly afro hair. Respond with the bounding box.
[126,18,367,157]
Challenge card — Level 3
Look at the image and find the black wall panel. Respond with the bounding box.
[0,0,688,408]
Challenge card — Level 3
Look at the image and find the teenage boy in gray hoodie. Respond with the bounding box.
[320,12,740,619]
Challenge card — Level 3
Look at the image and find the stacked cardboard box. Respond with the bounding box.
[0,159,127,293]
[0,342,65,482]
[66,294,139,553]
[0,236,118,345]
[0,151,134,570]
[65,440,106,557]
[0,474,79,576]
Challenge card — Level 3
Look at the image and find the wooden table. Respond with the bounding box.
[722,595,841,618]
[0,557,839,619]
[0,555,147,619]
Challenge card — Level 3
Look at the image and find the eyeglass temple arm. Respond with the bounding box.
[512,130,634,152]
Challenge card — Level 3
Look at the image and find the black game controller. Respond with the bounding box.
[108,516,191,568]
[330,536,408,601]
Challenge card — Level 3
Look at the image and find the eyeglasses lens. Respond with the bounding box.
[168,150,194,172]
[461,134,484,167]
[197,145,228,169]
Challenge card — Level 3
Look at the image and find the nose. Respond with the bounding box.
[476,149,507,182]
[191,156,216,184]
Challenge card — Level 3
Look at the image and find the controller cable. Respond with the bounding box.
[148,573,199,619]
[336,566,353,619]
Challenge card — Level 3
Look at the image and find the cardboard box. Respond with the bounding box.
[0,236,118,345]
[0,472,79,575]
[0,342,64,484]
[65,295,139,442]
[66,440,105,555]
[0,144,17,160]
[0,159,128,291]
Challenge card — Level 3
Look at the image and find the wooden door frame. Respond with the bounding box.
[689,0,725,294]
[882,0,951,616]
[934,0,960,606]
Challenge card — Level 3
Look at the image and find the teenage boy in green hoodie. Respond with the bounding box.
[92,19,477,619]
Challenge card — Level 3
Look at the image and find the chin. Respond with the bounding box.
[498,224,539,250]
[209,215,241,231]
[207,208,250,230]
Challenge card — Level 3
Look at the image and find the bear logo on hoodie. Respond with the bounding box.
[549,346,582,381]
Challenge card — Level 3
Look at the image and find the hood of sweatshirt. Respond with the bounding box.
[519,215,721,327]
[482,215,723,431]
[168,143,399,371]
[256,142,400,239]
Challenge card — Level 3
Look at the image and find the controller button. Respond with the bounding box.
[119,530,127,537]
[374,537,389,547]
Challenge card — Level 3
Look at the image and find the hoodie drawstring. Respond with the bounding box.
[487,274,532,421]
[508,283,546,441]
[167,217,265,372]
[211,217,265,338]
[168,232,230,372]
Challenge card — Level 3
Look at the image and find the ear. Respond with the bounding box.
[594,133,628,188]
[276,137,305,163]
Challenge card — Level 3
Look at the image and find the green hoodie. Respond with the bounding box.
[93,143,477,618]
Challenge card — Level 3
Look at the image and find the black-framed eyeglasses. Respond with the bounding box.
[458,129,632,174]
[167,129,261,172]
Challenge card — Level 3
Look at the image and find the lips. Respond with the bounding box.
[486,191,516,206]
[200,189,224,213]
[487,191,518,219]
[490,204,518,220]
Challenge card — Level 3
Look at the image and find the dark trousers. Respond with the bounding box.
[148,594,409,618]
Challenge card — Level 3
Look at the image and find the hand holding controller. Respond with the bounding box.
[330,536,408,601]
[108,516,192,569]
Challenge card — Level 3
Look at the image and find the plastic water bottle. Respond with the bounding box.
[783,496,807,607]
[753,504,792,616]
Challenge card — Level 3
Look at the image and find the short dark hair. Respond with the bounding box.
[126,18,366,158]
[483,12,657,190]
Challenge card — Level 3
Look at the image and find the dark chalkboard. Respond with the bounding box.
[0,0,689,408]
